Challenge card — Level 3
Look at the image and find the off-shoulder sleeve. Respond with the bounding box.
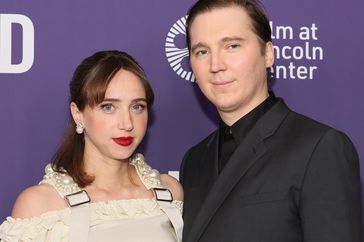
[0,212,69,242]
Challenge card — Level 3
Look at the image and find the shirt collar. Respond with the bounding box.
[219,92,278,144]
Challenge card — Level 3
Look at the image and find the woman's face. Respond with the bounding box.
[72,69,148,163]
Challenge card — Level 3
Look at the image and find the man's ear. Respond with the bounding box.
[264,41,274,68]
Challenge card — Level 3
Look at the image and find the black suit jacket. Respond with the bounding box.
[180,99,362,242]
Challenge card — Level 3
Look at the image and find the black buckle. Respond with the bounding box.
[153,188,173,202]
[65,190,91,207]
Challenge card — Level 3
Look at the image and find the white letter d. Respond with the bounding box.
[0,14,34,74]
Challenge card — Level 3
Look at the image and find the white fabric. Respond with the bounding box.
[69,204,90,242]
[153,188,183,242]
[0,157,183,242]
[0,199,182,242]
[157,201,183,242]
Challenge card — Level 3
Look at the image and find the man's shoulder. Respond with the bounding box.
[180,129,217,170]
[289,110,332,129]
[186,129,218,153]
[268,99,350,142]
[284,109,355,146]
[273,98,333,131]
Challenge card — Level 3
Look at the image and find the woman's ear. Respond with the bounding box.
[70,102,83,125]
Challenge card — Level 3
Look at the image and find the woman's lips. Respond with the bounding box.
[113,137,134,146]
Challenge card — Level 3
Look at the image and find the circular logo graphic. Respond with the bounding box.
[165,16,195,82]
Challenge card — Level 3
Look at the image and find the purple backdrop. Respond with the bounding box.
[0,0,363,225]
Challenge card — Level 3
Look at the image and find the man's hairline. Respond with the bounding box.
[187,4,267,54]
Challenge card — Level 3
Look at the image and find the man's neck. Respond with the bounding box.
[219,92,270,126]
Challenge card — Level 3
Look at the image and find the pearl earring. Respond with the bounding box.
[76,122,84,134]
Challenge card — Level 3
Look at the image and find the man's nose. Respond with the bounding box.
[209,50,226,73]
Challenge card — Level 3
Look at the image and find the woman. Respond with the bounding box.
[0,50,183,242]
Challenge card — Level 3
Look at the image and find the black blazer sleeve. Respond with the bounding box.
[179,148,192,187]
[300,129,362,242]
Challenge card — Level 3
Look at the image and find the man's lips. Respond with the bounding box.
[112,137,134,146]
[212,80,234,86]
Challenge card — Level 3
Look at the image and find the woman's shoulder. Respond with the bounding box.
[129,153,183,201]
[160,174,183,201]
[1,187,68,242]
[11,183,67,219]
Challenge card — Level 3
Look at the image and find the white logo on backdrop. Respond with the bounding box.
[165,16,195,82]
[270,21,324,80]
[0,14,34,74]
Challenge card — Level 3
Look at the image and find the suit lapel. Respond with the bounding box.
[198,131,219,201]
[186,127,266,242]
[186,100,290,242]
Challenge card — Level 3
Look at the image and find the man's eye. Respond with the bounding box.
[228,44,240,49]
[100,103,114,112]
[195,50,208,56]
[131,104,145,112]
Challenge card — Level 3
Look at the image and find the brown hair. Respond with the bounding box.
[52,50,154,187]
[186,0,273,83]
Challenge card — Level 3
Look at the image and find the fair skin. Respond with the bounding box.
[189,5,275,126]
[11,69,183,219]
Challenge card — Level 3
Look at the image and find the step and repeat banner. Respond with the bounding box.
[0,1,363,221]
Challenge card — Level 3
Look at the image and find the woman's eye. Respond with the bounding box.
[100,103,114,113]
[131,104,145,112]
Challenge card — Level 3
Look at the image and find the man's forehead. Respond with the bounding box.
[190,6,252,32]
[191,5,250,25]
[189,7,254,44]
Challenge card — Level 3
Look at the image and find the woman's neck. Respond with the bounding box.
[83,149,135,189]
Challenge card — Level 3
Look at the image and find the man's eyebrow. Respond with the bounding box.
[220,36,245,43]
[191,36,245,53]
[191,42,208,53]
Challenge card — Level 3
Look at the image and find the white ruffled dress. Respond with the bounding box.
[0,154,183,242]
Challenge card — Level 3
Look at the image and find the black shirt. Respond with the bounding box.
[218,93,278,173]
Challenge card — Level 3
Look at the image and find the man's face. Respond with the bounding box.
[189,5,274,125]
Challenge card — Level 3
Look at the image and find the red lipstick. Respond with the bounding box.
[113,137,134,146]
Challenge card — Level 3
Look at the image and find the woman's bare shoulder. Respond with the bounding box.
[11,183,67,219]
[160,174,184,201]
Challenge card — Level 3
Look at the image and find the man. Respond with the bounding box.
[180,0,362,241]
